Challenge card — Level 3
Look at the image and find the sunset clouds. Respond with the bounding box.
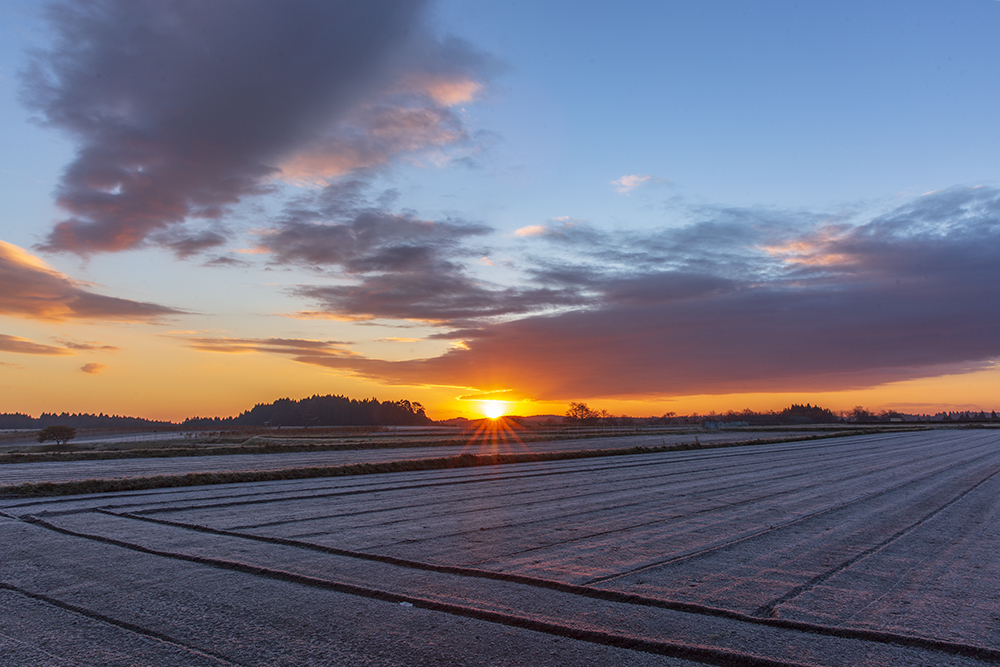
[25,0,489,255]
[0,334,73,356]
[256,180,585,324]
[0,241,180,321]
[274,188,1000,399]
[3,1,999,419]
[183,336,356,363]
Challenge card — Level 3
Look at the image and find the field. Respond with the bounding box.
[2,427,999,666]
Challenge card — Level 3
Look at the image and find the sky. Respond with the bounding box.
[1,0,999,421]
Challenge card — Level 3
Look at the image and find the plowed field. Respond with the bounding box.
[3,429,999,666]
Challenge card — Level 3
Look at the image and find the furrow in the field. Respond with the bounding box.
[11,510,997,667]
[473,450,997,583]
[594,457,1000,613]
[337,444,1000,574]
[775,469,1000,648]
[215,433,980,544]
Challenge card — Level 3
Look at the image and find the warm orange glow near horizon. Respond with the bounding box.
[481,400,508,419]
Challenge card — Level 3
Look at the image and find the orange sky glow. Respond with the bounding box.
[2,3,998,423]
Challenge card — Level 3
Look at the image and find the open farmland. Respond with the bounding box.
[0,427,829,490]
[2,428,1000,666]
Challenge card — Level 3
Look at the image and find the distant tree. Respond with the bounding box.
[37,425,76,445]
[565,402,598,423]
[849,406,876,423]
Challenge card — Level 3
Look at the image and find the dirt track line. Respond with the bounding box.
[754,463,1000,618]
[0,582,243,666]
[83,509,1000,664]
[581,446,1000,586]
[18,515,815,667]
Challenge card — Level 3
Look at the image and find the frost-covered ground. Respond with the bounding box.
[2,429,999,666]
[0,429,798,486]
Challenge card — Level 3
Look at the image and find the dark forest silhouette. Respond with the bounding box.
[181,394,432,428]
[0,394,431,429]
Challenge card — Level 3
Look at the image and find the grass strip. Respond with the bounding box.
[0,431,893,498]
[0,425,921,465]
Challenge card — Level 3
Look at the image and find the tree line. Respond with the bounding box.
[1,394,432,431]
[562,403,1000,426]
[181,394,432,428]
[0,412,171,430]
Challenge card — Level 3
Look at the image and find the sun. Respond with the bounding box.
[481,400,507,419]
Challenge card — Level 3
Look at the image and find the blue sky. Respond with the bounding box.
[1,0,998,419]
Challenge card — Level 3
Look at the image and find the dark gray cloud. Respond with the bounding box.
[258,178,586,324]
[25,0,490,255]
[296,277,585,325]
[283,187,1000,399]
[263,209,491,270]
[152,230,228,259]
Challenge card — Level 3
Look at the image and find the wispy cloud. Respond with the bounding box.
[0,241,182,321]
[58,340,119,352]
[80,362,106,374]
[0,333,73,356]
[182,335,357,364]
[514,225,547,237]
[611,174,666,194]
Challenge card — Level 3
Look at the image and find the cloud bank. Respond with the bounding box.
[25,0,490,255]
[278,187,1000,399]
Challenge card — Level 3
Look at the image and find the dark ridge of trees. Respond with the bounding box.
[182,394,432,428]
[649,404,870,426]
[937,410,999,423]
[780,403,839,424]
[0,412,171,429]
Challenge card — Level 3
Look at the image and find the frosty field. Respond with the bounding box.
[2,428,999,666]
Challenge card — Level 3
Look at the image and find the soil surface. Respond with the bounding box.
[2,429,999,666]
